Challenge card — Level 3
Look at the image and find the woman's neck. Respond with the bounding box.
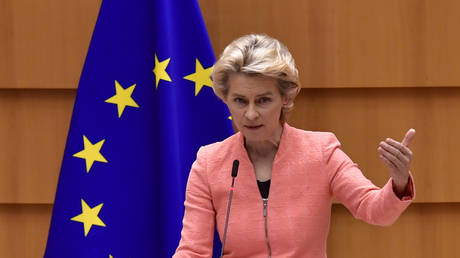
[245,124,283,157]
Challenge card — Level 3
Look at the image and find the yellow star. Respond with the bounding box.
[71,199,106,237]
[73,135,108,173]
[105,80,139,118]
[153,54,172,89]
[184,59,213,96]
[109,255,113,258]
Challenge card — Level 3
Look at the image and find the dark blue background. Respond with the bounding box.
[45,0,233,257]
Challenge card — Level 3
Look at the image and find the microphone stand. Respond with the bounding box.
[220,160,239,257]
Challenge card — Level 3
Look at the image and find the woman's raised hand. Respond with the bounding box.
[377,129,416,196]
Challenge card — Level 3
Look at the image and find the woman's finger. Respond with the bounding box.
[379,141,409,165]
[379,154,396,170]
[401,128,416,147]
[378,146,404,170]
[385,138,413,158]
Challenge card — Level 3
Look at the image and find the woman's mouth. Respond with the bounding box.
[244,125,263,130]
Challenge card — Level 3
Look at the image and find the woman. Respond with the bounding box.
[173,34,415,258]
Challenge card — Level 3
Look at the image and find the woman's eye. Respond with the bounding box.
[234,98,246,104]
[258,97,272,104]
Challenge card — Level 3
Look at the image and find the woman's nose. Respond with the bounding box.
[244,104,259,120]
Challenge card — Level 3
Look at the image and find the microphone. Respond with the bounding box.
[220,160,239,258]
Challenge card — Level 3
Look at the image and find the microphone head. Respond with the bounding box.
[231,160,239,178]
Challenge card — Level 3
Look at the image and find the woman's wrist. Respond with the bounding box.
[392,175,410,198]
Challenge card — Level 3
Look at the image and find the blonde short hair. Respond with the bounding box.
[211,34,301,122]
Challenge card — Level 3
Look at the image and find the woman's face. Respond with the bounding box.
[225,73,286,143]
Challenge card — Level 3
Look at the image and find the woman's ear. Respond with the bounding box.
[282,96,289,106]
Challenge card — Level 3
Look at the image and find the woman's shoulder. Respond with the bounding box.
[285,124,342,151]
[196,132,241,159]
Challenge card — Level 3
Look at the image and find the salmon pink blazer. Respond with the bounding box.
[173,123,415,258]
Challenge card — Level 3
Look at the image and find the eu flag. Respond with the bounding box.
[45,0,233,257]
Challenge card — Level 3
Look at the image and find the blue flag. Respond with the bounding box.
[45,0,233,257]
